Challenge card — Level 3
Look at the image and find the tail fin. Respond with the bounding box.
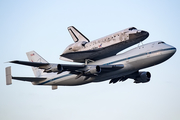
[26,51,48,77]
[67,26,90,43]
[6,66,12,85]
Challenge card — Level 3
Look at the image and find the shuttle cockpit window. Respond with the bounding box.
[129,27,137,31]
[158,42,165,44]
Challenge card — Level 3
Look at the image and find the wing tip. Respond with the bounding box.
[8,60,19,63]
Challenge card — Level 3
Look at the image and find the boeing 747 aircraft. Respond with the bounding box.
[60,26,149,62]
[6,41,176,90]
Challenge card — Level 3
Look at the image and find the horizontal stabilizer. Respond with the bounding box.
[12,77,47,82]
[5,66,46,84]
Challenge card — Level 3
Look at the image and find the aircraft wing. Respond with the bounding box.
[9,60,49,67]
[9,60,124,75]
[9,60,85,71]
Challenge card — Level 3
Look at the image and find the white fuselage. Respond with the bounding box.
[34,41,176,86]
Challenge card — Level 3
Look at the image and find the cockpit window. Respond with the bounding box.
[158,42,165,44]
[129,27,137,30]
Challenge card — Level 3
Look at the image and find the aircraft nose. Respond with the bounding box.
[129,30,149,40]
[170,47,176,55]
[164,46,176,59]
[141,30,149,38]
[162,46,176,60]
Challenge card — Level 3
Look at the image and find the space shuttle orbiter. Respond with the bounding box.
[60,26,149,63]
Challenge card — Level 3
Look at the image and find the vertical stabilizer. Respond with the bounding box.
[26,51,48,77]
[6,66,12,85]
[68,26,90,42]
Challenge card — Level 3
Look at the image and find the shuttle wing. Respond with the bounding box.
[68,26,90,42]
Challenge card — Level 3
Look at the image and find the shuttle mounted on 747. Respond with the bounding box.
[5,26,176,90]
[60,26,149,63]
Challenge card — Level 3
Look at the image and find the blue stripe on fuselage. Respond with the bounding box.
[103,48,175,65]
[38,74,72,85]
[38,48,175,85]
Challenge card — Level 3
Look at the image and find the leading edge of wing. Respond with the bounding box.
[9,60,85,70]
[9,60,124,70]
[9,60,49,67]
[9,60,124,74]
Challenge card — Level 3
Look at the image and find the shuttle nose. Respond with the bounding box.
[139,30,149,39]
[139,30,149,40]
[129,30,149,41]
[141,30,149,37]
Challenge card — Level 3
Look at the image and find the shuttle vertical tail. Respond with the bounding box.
[68,26,90,42]
[26,51,48,77]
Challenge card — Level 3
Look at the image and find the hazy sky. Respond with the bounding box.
[0,0,180,120]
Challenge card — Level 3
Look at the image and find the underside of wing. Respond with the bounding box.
[109,71,151,84]
[60,49,101,62]
[12,77,47,82]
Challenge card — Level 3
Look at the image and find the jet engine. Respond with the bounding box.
[84,65,101,75]
[71,41,87,51]
[134,71,151,83]
[44,64,63,73]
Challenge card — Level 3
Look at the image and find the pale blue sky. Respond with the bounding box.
[0,0,180,120]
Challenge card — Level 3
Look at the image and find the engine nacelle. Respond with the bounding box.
[84,65,101,75]
[135,71,151,83]
[71,41,87,51]
[44,64,63,73]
